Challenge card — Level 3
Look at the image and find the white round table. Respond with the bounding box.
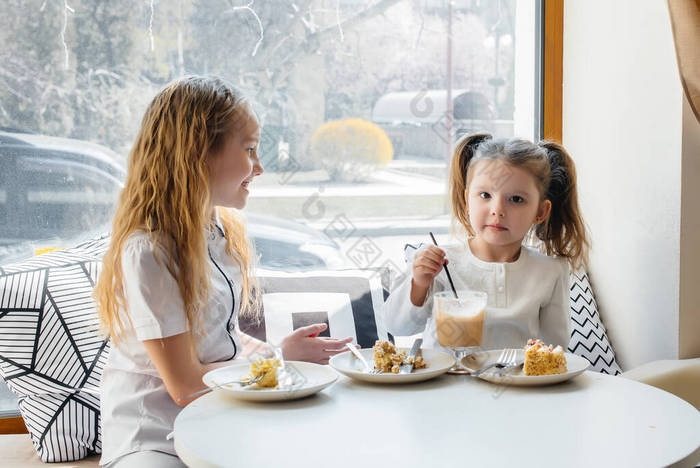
[174,371,700,468]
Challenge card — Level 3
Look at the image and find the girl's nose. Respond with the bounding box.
[491,199,505,217]
[252,157,264,177]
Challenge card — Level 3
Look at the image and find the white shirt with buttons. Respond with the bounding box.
[383,241,571,351]
[99,224,242,465]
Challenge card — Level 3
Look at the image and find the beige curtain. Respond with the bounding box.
[667,0,700,123]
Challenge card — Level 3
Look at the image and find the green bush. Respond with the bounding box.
[310,118,394,182]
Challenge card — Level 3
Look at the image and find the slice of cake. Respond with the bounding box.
[373,340,405,373]
[523,339,567,376]
[248,357,281,388]
[372,340,427,374]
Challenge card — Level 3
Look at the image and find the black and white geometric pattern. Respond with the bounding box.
[568,271,622,375]
[0,235,110,462]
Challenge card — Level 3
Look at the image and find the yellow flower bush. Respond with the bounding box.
[310,118,394,182]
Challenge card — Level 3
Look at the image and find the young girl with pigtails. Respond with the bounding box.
[383,134,589,351]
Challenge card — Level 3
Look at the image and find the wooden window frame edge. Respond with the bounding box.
[0,415,28,434]
[544,0,563,142]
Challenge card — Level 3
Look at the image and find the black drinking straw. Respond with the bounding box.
[429,231,458,299]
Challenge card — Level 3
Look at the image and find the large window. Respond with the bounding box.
[0,0,542,414]
[0,0,540,268]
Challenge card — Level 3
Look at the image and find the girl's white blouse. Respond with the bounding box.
[382,241,571,351]
[99,227,242,465]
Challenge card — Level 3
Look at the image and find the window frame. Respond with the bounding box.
[542,0,563,142]
[0,0,566,434]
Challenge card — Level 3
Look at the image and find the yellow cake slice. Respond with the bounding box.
[372,340,427,374]
[523,339,567,376]
[248,357,281,388]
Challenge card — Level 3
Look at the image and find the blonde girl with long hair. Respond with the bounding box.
[96,76,351,468]
[383,134,589,352]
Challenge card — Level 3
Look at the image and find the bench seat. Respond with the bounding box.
[0,434,99,467]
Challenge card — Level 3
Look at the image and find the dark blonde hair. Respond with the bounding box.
[449,133,589,270]
[95,76,260,344]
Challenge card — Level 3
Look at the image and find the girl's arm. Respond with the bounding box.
[383,275,432,336]
[145,325,355,408]
[383,245,448,336]
[121,239,231,407]
[237,331,270,358]
[411,245,447,306]
[143,332,233,407]
[410,279,431,307]
[239,324,353,365]
[539,260,572,348]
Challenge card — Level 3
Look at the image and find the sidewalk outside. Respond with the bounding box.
[249,156,451,222]
[248,156,455,271]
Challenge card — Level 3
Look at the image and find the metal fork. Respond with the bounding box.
[471,349,518,377]
[346,343,382,374]
[176,374,264,403]
[495,351,523,377]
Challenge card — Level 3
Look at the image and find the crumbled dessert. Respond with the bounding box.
[372,340,427,374]
[248,357,281,388]
[523,339,567,376]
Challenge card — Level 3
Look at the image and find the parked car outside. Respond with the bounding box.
[0,129,346,269]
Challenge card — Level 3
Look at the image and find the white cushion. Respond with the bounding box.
[622,358,700,410]
[568,271,622,375]
[0,236,110,462]
[239,268,390,348]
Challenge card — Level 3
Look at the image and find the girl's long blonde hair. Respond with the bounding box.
[95,76,260,344]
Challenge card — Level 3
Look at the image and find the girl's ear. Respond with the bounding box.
[535,199,552,224]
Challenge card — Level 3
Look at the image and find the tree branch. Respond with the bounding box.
[266,0,403,97]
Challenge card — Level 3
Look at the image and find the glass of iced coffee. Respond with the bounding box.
[433,290,487,374]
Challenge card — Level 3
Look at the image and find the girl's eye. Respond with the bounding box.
[510,195,524,203]
[479,192,491,199]
[247,148,256,156]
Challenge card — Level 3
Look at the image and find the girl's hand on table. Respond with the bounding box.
[280,323,353,365]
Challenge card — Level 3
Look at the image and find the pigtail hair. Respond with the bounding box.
[535,141,590,270]
[449,133,492,236]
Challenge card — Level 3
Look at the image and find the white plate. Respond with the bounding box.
[463,349,591,386]
[202,361,338,401]
[329,348,455,384]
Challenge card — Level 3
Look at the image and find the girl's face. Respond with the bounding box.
[208,117,263,211]
[466,160,550,250]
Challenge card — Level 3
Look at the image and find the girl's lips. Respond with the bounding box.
[486,224,507,231]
